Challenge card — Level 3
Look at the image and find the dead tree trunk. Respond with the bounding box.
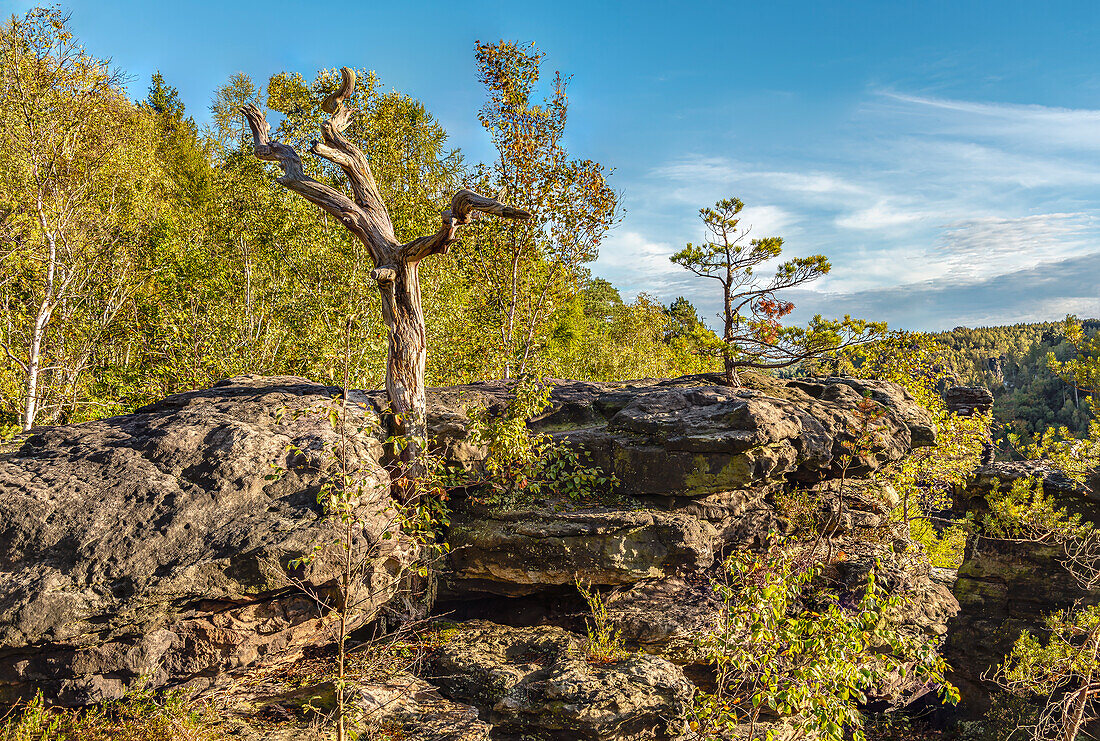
[242,68,528,475]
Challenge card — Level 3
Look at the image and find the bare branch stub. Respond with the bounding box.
[309,68,389,228]
[242,67,529,474]
[320,66,355,115]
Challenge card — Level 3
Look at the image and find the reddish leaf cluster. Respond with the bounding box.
[750,298,795,344]
[754,297,795,320]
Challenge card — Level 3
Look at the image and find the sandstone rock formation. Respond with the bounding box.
[431,373,936,600]
[943,385,995,417]
[0,371,953,738]
[215,666,492,741]
[445,505,715,597]
[602,575,722,666]
[0,376,414,705]
[426,374,936,498]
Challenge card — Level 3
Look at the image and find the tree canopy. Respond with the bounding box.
[0,9,720,436]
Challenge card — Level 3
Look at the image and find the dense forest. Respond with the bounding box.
[934,320,1100,454]
[0,10,721,438]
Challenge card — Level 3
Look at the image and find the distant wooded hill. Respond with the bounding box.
[933,320,1100,454]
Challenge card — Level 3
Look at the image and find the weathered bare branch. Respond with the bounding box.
[321,66,355,114]
[242,103,303,179]
[450,189,530,223]
[242,103,385,262]
[310,67,389,225]
[370,266,398,283]
[401,189,530,262]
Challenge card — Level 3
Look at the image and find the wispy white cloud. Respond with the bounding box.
[651,156,871,207]
[596,87,1100,329]
[931,213,1097,283]
[834,200,931,230]
[651,155,735,183]
[732,204,793,236]
[751,170,871,198]
[594,230,695,297]
[874,91,1100,152]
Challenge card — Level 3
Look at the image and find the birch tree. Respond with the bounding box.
[0,8,159,430]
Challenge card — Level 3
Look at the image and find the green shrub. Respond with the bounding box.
[0,688,217,741]
[575,578,627,664]
[690,540,958,741]
[982,476,1088,542]
[910,519,968,569]
[464,376,618,510]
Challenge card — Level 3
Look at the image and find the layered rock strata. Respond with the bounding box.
[0,371,951,739]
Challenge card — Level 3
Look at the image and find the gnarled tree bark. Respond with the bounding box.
[242,67,528,475]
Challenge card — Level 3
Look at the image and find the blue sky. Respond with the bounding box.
[15,0,1100,331]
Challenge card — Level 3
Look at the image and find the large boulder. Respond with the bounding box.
[958,459,1097,521]
[354,674,493,741]
[0,376,414,705]
[603,482,961,670]
[426,373,935,499]
[945,536,1091,718]
[425,620,693,740]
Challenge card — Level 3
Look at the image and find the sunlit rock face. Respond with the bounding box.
[0,369,947,735]
[0,375,414,705]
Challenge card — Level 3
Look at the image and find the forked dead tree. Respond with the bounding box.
[242,67,529,474]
